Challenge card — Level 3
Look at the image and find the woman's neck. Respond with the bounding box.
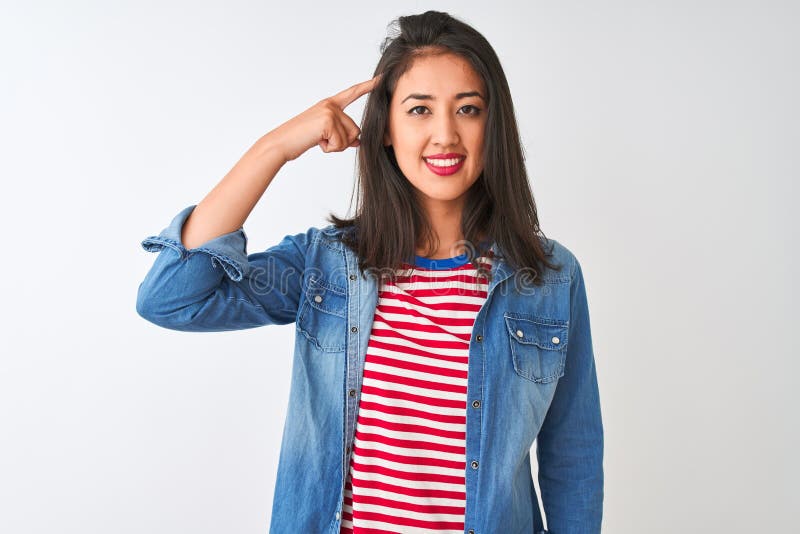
[414,196,489,259]
[415,211,488,259]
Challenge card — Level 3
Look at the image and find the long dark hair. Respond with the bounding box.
[327,10,564,286]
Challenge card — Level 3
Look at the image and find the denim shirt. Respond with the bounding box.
[136,205,604,534]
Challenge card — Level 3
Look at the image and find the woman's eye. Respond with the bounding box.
[406,105,482,116]
[460,104,482,115]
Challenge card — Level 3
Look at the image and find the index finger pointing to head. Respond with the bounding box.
[331,73,383,109]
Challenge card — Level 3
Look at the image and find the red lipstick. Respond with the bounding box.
[423,153,466,176]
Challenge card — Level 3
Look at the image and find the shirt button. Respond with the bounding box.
[345,445,350,454]
[468,530,475,534]
[349,274,357,281]
[476,334,483,342]
[349,389,356,397]
[516,329,524,338]
[335,511,340,520]
[470,460,479,469]
[472,399,481,409]
[351,326,358,333]
[552,336,560,344]
[314,295,323,303]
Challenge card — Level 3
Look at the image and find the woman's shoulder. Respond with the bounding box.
[319,223,350,237]
[281,223,349,241]
[538,234,579,279]
[277,223,351,254]
[540,234,573,259]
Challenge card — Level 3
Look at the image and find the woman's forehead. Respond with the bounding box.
[393,54,485,100]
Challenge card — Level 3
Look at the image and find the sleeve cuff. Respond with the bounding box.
[140,204,250,282]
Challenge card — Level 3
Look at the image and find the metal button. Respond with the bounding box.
[472,399,481,409]
[476,334,483,342]
[470,460,479,469]
[552,336,560,344]
[516,329,524,338]
[348,389,356,397]
[314,295,323,303]
[349,274,357,281]
[345,445,350,454]
[468,530,475,534]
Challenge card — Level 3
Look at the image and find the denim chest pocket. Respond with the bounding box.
[296,275,347,352]
[504,313,569,384]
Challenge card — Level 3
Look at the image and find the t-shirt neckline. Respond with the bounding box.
[412,239,493,271]
[413,254,470,270]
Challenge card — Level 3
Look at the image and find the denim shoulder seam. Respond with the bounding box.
[570,251,579,284]
[311,231,344,252]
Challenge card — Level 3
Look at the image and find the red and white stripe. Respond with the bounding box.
[340,252,493,534]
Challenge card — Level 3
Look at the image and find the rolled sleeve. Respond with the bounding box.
[536,255,604,533]
[136,205,312,332]
[140,204,250,281]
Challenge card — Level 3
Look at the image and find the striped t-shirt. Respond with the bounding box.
[340,248,493,534]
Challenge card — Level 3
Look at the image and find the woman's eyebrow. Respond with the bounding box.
[401,91,484,104]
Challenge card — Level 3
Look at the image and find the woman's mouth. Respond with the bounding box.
[423,156,466,176]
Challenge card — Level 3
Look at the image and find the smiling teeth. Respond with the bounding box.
[425,158,463,167]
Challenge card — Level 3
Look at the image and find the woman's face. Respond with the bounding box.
[384,52,487,212]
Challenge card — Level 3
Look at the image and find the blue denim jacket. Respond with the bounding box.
[137,205,604,534]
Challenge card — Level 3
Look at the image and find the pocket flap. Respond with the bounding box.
[303,275,347,318]
[504,314,568,351]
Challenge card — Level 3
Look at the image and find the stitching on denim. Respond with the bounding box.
[144,235,246,282]
[540,275,571,284]
[190,247,245,282]
[225,296,264,310]
[295,289,347,350]
[302,283,347,318]
[570,253,579,283]
[508,335,566,383]
[307,273,347,295]
[503,313,569,352]
[141,236,187,258]
[294,320,346,353]
[503,311,569,327]
[312,232,344,253]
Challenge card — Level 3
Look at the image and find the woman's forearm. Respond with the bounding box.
[180,130,287,250]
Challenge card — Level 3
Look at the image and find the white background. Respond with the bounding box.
[1,1,796,532]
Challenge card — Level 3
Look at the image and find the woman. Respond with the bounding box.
[137,10,604,534]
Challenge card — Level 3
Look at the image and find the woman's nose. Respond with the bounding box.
[430,113,460,147]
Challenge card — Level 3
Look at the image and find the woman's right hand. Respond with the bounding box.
[269,74,382,162]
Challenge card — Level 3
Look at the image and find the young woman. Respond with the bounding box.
[137,10,603,534]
